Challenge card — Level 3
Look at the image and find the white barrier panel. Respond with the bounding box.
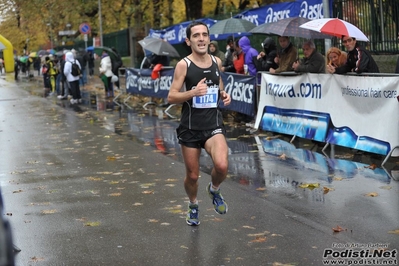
[255,73,399,157]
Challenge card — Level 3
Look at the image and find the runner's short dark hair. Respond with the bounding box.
[186,21,209,39]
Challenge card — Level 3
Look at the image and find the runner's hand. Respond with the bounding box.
[193,78,207,97]
[221,91,231,106]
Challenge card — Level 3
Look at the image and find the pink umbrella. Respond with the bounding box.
[299,18,369,42]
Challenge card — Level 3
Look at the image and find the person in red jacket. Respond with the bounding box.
[233,39,245,74]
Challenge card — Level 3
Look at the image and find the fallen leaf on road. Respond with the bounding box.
[85,221,101,226]
[332,225,346,232]
[41,209,57,214]
[108,192,121,196]
[333,177,344,181]
[388,229,399,234]
[250,236,267,243]
[243,225,256,230]
[323,187,335,194]
[299,183,320,189]
[379,186,392,190]
[365,192,378,197]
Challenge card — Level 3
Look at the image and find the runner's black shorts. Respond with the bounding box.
[176,125,226,149]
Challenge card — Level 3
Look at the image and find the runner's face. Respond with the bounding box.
[186,25,209,55]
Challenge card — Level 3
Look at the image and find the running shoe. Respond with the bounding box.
[206,183,228,215]
[186,204,200,226]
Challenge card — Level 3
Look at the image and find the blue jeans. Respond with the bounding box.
[79,68,87,86]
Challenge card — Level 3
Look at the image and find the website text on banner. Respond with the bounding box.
[254,73,399,157]
[125,68,256,117]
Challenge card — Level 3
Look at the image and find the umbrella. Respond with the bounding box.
[209,17,256,36]
[138,37,180,58]
[38,50,48,56]
[93,46,121,63]
[29,51,37,57]
[55,50,64,57]
[299,18,369,42]
[47,49,56,55]
[249,17,331,39]
[86,46,94,51]
[19,56,28,63]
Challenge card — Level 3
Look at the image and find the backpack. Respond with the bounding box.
[71,60,81,77]
[41,64,48,74]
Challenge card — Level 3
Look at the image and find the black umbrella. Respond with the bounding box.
[249,17,330,39]
[138,37,180,58]
[93,46,121,62]
[37,50,49,56]
[209,17,256,36]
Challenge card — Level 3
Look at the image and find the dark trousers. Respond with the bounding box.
[69,80,81,100]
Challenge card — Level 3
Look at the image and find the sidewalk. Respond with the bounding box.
[1,76,397,266]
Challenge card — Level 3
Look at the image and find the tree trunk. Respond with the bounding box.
[185,0,202,21]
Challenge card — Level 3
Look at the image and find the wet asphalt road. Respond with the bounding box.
[0,74,398,266]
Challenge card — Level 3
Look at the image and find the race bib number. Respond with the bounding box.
[192,87,218,108]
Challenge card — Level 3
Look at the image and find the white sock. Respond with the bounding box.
[210,182,219,192]
[189,200,198,206]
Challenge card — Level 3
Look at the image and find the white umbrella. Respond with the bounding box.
[299,18,369,42]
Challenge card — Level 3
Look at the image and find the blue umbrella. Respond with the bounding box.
[86,46,94,51]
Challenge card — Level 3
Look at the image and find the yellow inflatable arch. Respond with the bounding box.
[0,34,15,73]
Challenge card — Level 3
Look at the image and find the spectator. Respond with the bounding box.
[326,36,379,74]
[292,40,325,73]
[87,50,95,77]
[269,36,297,74]
[63,51,82,104]
[326,47,347,68]
[99,52,114,97]
[232,39,245,74]
[33,57,41,76]
[111,47,123,90]
[238,36,258,76]
[76,49,88,86]
[221,36,236,73]
[147,53,170,107]
[14,56,20,81]
[57,52,69,100]
[209,41,225,64]
[254,37,278,72]
[0,57,3,74]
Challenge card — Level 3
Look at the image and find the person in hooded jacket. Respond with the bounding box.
[255,37,278,72]
[208,41,225,64]
[269,36,297,74]
[99,52,114,97]
[63,51,82,104]
[238,36,258,76]
[221,36,236,73]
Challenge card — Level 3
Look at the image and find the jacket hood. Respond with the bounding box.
[238,36,251,53]
[262,37,277,54]
[65,52,75,62]
[209,41,220,53]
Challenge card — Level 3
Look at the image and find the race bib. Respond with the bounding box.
[192,87,218,108]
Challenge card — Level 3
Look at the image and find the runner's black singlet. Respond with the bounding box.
[180,55,223,130]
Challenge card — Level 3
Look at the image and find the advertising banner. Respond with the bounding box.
[255,73,399,156]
